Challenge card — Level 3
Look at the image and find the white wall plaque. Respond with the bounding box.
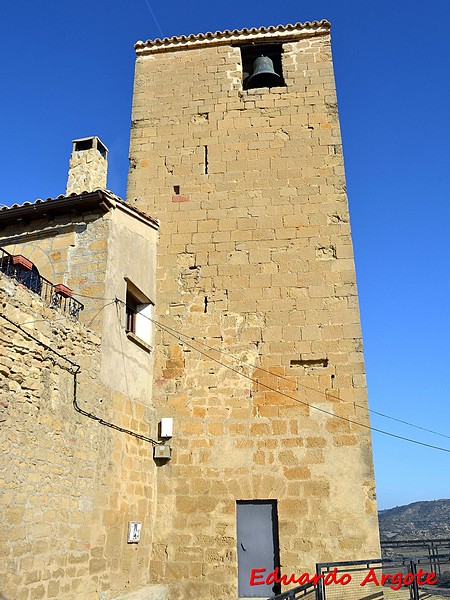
[127,521,142,543]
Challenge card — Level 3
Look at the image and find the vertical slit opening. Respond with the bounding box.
[204,296,208,313]
[174,185,180,194]
[204,145,208,175]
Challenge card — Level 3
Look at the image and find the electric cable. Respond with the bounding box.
[150,316,450,454]
[19,299,115,328]
[146,315,450,442]
[71,292,116,300]
[0,313,80,373]
[86,299,116,327]
[0,312,160,445]
[71,371,161,445]
[29,287,448,450]
[21,315,77,327]
[113,294,450,444]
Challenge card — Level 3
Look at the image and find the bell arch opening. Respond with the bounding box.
[239,43,285,90]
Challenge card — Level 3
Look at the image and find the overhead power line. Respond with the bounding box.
[0,312,160,445]
[148,315,450,455]
[41,289,450,452]
[147,315,450,442]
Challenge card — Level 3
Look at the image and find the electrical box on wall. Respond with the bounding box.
[160,417,173,438]
[154,444,172,460]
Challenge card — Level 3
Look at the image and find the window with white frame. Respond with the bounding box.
[125,280,153,350]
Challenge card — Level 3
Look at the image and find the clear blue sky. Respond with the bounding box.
[1,1,449,510]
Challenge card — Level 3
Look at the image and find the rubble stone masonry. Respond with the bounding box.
[0,273,164,600]
[127,23,380,599]
[0,196,159,407]
[66,138,108,196]
[0,210,111,330]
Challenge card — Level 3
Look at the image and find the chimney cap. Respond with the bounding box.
[71,136,108,157]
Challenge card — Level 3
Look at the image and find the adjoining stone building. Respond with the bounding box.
[0,139,159,403]
[1,18,380,600]
[0,140,166,600]
[127,18,380,600]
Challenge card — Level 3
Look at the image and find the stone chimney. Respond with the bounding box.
[66,136,108,195]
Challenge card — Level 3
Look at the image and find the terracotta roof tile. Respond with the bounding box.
[0,190,159,228]
[135,20,330,54]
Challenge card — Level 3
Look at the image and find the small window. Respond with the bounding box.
[125,290,139,334]
[240,43,285,90]
[125,281,153,350]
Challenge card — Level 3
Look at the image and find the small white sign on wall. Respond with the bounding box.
[127,521,142,543]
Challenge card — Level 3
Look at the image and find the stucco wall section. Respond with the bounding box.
[100,206,158,404]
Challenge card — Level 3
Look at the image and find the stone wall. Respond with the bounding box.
[0,273,163,600]
[127,27,380,599]
[0,210,110,330]
[0,199,159,407]
[66,139,108,195]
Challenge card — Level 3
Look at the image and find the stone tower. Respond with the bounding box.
[127,20,380,599]
[66,135,108,194]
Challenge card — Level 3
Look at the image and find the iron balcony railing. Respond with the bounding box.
[0,246,84,320]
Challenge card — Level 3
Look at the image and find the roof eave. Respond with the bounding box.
[0,191,107,228]
[135,20,331,55]
[0,191,159,230]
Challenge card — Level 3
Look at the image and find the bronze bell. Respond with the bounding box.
[246,55,281,89]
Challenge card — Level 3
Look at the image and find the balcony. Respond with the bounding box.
[0,246,84,320]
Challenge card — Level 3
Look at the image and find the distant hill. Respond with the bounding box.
[379,499,450,540]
